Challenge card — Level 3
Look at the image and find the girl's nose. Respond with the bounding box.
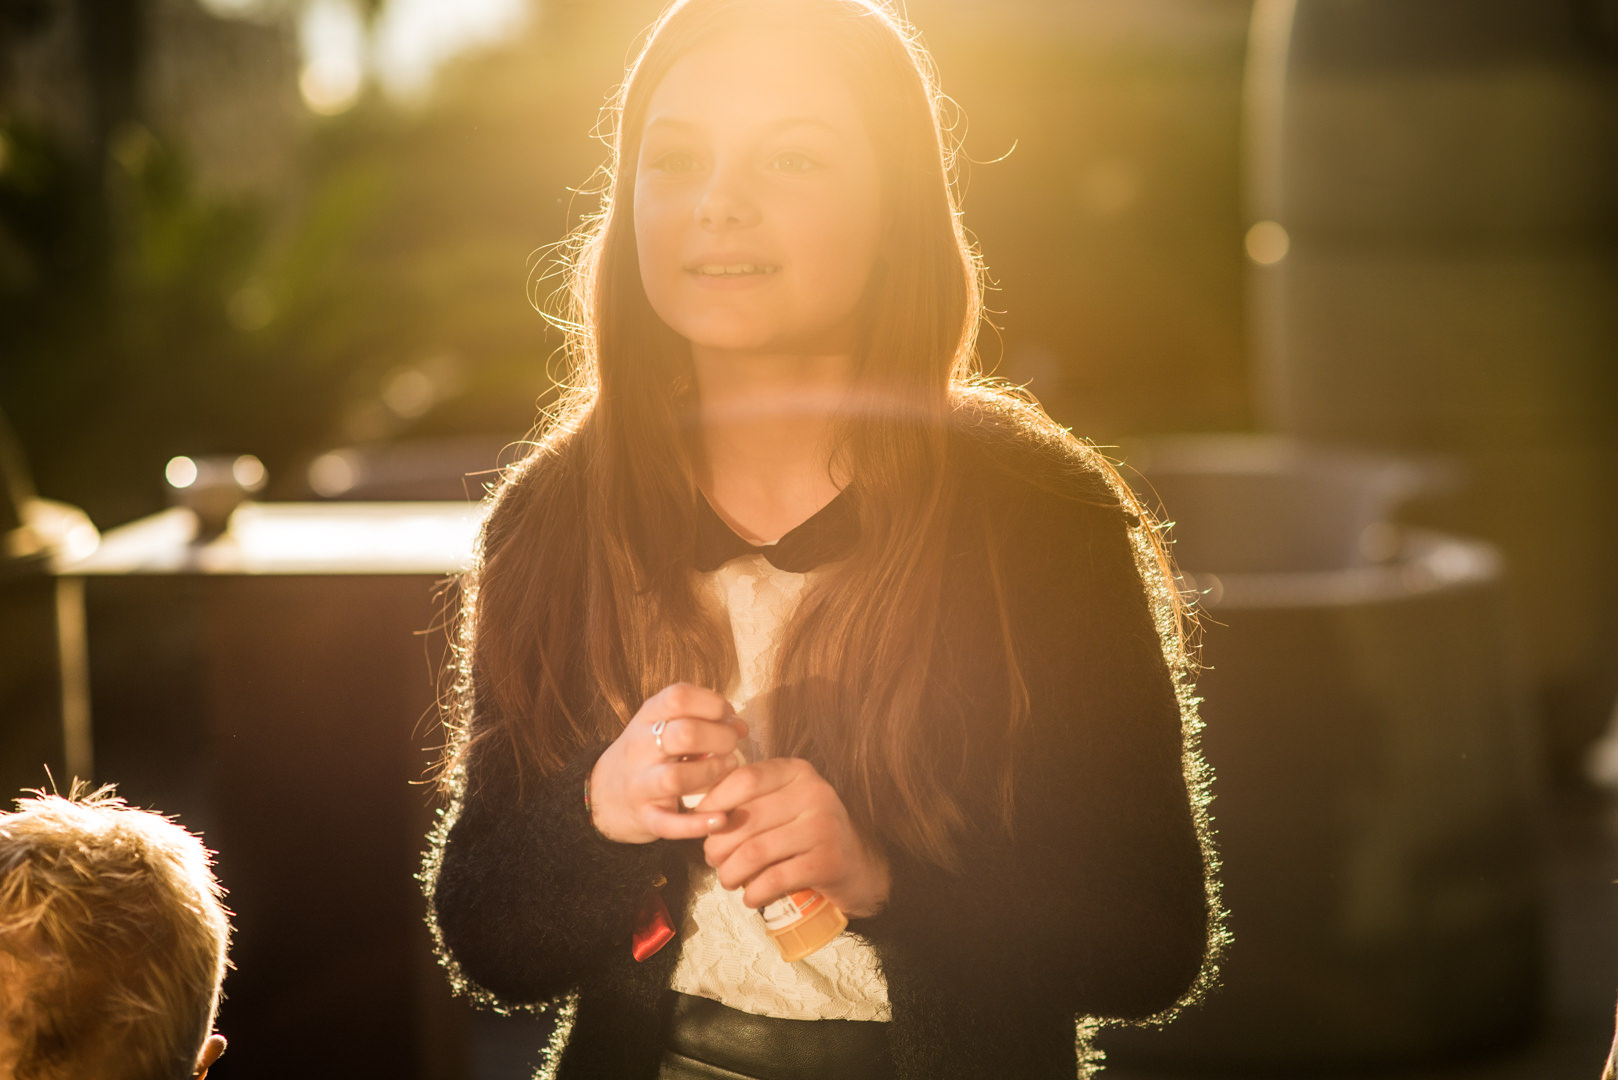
[695,162,759,230]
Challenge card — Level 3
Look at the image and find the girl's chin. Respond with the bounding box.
[682,333,856,359]
[673,320,793,354]
[683,333,783,355]
[671,316,860,359]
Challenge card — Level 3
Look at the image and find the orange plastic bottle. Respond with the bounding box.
[680,747,848,962]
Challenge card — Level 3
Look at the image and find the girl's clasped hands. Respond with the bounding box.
[589,682,890,917]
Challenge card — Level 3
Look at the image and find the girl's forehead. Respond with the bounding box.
[641,27,865,136]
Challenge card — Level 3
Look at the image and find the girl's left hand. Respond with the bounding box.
[693,758,890,918]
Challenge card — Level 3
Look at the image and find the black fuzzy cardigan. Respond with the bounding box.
[424,416,1217,1079]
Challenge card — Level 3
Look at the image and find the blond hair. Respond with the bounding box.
[0,784,230,1080]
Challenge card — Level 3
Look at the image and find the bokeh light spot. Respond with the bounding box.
[299,0,366,115]
[301,60,363,115]
[233,455,268,492]
[383,368,436,419]
[1244,220,1290,265]
[309,452,358,498]
[166,456,199,489]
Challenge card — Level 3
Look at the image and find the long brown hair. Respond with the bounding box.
[448,0,1181,871]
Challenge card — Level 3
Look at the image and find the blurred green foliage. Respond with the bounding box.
[0,0,1251,528]
[1,120,310,527]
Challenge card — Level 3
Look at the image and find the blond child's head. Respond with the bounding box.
[0,785,230,1080]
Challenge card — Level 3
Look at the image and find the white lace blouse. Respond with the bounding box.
[667,553,893,1021]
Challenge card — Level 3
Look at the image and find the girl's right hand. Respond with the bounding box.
[588,682,747,844]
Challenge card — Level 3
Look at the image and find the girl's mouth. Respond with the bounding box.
[685,264,780,277]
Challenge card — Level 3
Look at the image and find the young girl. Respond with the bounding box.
[423,1,1220,1077]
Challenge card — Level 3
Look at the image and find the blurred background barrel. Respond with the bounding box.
[1244,0,1618,775]
[1103,436,1545,1070]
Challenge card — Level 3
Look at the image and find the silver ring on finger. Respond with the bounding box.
[652,718,669,757]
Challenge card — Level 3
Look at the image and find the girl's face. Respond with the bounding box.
[632,27,886,359]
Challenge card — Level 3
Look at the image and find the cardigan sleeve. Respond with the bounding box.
[853,487,1211,1024]
[428,727,681,1005]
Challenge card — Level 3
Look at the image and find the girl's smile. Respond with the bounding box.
[633,27,886,357]
[683,253,783,286]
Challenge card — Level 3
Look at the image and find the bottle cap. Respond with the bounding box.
[764,893,848,962]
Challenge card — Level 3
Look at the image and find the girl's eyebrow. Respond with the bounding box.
[642,115,843,139]
[643,116,703,135]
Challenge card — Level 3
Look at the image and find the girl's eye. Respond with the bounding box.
[651,152,701,173]
[771,151,821,173]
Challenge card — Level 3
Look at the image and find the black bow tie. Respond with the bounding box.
[693,489,858,572]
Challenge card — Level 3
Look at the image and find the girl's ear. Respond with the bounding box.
[194,1034,226,1078]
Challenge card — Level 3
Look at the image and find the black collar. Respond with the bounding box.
[693,489,858,572]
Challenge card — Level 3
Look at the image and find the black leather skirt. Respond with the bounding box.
[658,991,896,1080]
